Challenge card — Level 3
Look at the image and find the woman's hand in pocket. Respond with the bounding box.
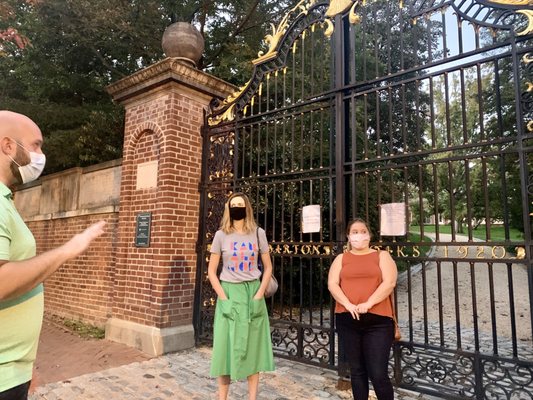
[250,298,266,318]
[218,298,233,319]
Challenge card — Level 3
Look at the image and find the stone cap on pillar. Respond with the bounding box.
[106,57,236,105]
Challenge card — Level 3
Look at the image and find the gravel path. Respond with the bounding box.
[395,234,532,352]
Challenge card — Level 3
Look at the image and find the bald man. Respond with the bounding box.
[0,111,106,400]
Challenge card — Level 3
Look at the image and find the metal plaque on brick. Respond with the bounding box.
[135,212,152,247]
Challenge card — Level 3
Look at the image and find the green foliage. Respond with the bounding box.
[416,54,530,236]
[62,319,105,339]
[0,0,300,174]
[410,224,524,242]
[47,314,105,339]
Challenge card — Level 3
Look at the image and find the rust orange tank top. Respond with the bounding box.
[334,250,393,318]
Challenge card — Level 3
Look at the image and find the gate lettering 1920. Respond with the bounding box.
[261,243,526,260]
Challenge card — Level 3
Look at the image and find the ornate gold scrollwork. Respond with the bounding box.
[207,0,386,126]
[487,1,533,5]
[203,297,215,307]
[516,10,533,35]
[324,19,335,37]
[522,52,533,133]
[523,53,533,64]
[208,104,235,126]
[208,168,234,181]
[515,247,526,259]
[210,0,336,126]
[349,2,361,24]
[253,0,319,65]
[325,0,354,17]
[486,1,533,35]
[522,51,533,132]
[208,79,251,126]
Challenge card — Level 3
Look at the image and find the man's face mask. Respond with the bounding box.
[8,138,46,184]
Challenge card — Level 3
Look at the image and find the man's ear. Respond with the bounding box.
[0,137,14,155]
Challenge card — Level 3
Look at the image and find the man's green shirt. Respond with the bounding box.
[0,182,44,392]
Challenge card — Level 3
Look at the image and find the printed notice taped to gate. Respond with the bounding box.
[380,203,407,236]
[301,205,321,233]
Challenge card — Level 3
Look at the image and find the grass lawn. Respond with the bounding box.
[392,232,432,272]
[409,225,523,241]
[407,232,432,253]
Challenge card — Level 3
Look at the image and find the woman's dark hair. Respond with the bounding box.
[345,218,372,236]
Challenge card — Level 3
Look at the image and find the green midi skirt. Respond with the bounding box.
[210,279,275,380]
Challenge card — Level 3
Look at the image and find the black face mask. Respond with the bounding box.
[229,206,247,221]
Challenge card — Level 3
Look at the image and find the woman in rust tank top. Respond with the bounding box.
[328,218,398,400]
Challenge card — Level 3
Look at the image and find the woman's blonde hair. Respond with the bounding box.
[220,192,258,234]
[345,218,373,251]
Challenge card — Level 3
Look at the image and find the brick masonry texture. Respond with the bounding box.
[16,62,235,332]
[28,213,118,327]
[112,92,204,329]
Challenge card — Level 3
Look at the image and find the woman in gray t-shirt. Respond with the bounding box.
[207,192,275,400]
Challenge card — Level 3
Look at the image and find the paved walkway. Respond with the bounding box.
[30,346,433,400]
[29,321,437,400]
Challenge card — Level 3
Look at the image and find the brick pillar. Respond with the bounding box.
[105,58,234,356]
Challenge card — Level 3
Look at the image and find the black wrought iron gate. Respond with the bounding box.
[194,1,533,398]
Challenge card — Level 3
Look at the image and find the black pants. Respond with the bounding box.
[336,312,394,400]
[0,381,31,400]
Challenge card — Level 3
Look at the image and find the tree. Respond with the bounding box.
[429,72,480,234]
[479,51,529,235]
[0,0,300,174]
[345,0,442,235]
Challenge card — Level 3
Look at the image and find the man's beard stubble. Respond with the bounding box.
[9,145,29,185]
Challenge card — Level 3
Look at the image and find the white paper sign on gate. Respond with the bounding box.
[380,203,407,236]
[301,205,321,233]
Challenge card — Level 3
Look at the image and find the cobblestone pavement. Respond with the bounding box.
[29,346,439,400]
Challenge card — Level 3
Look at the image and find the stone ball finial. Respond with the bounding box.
[162,22,205,67]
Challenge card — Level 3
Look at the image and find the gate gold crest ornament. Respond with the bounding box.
[487,1,533,36]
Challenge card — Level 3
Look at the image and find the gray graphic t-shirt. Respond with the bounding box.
[211,228,269,283]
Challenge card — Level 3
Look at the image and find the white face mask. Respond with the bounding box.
[348,233,370,249]
[8,140,46,184]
